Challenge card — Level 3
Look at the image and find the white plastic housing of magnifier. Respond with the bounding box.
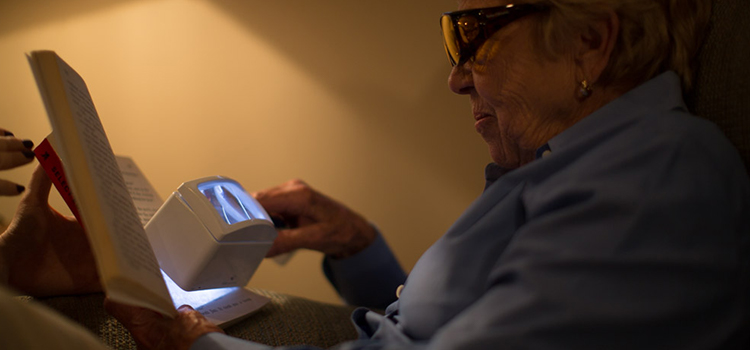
[145,176,276,291]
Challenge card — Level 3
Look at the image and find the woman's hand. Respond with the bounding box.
[253,179,376,259]
[0,128,35,196]
[105,300,224,350]
[0,164,100,296]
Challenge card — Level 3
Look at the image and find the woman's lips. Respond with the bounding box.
[474,112,495,130]
[474,113,492,121]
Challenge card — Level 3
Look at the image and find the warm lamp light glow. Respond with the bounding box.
[0,0,487,304]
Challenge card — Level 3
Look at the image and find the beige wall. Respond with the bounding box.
[0,0,491,304]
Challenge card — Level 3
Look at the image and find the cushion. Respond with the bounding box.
[686,0,750,175]
[20,289,358,349]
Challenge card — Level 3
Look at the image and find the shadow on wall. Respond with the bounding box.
[1,0,487,195]
[0,0,138,36]
[2,0,489,225]
[206,0,489,194]
[1,0,491,294]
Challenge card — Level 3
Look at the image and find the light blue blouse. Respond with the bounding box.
[194,71,750,349]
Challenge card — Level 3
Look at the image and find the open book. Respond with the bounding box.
[28,50,269,326]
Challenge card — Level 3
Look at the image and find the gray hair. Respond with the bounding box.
[530,0,712,91]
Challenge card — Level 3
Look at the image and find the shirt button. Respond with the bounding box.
[396,284,404,299]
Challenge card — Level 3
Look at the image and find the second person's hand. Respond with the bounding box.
[0,128,36,196]
[0,165,100,296]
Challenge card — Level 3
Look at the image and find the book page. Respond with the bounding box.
[56,57,170,305]
[164,270,269,327]
[28,51,175,316]
[116,157,163,226]
[116,156,270,326]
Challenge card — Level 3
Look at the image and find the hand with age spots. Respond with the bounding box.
[253,179,376,260]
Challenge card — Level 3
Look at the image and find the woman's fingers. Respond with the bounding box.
[253,179,316,218]
[0,134,35,171]
[0,179,25,196]
[24,164,53,205]
[0,131,37,196]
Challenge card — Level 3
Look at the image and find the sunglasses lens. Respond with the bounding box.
[457,16,480,43]
[441,15,460,65]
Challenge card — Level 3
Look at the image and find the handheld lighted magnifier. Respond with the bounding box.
[145,176,276,291]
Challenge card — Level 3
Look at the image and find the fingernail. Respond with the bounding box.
[23,150,35,159]
[16,185,25,193]
[4,131,14,136]
[23,140,34,149]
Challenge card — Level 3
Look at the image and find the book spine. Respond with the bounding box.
[33,138,82,221]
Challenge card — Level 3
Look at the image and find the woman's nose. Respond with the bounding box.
[448,61,473,95]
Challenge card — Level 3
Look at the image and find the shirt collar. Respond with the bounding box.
[545,71,687,159]
[484,163,512,191]
[484,71,687,190]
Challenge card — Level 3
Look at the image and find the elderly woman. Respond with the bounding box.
[107,0,750,348]
[4,0,749,349]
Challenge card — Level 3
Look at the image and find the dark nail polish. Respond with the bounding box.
[23,140,34,149]
[23,150,35,159]
[4,131,14,136]
[16,185,25,193]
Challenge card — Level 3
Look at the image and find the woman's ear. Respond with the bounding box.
[576,10,619,84]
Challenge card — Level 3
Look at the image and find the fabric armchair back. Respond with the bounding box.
[686,0,750,175]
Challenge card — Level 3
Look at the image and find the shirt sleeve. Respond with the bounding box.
[322,231,407,309]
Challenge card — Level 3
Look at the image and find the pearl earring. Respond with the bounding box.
[579,80,592,98]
